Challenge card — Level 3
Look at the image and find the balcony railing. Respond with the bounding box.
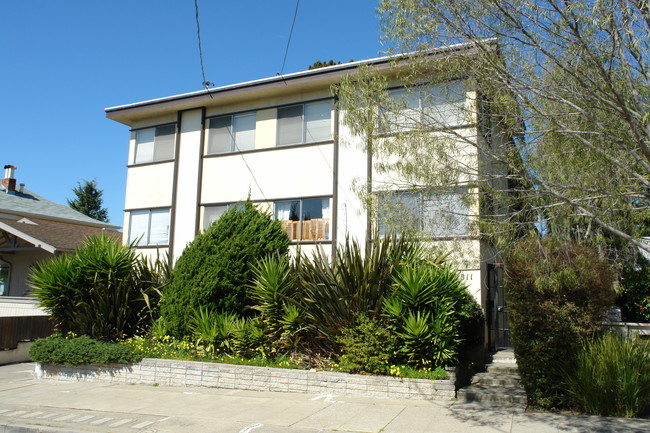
[280,218,330,241]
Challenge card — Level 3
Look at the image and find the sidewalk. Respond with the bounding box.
[0,362,648,433]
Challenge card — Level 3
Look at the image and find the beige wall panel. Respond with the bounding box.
[255,109,276,150]
[200,144,334,204]
[124,163,174,210]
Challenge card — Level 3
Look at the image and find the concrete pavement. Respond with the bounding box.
[0,362,648,433]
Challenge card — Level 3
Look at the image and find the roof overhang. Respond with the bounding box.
[0,221,59,254]
[105,41,496,126]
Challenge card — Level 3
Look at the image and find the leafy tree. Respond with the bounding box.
[67,179,109,223]
[159,200,289,338]
[336,0,650,254]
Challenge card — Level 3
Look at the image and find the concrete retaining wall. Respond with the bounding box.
[36,358,456,400]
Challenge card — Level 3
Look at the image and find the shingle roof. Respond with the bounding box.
[0,217,121,253]
[0,188,119,229]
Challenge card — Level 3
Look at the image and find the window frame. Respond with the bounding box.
[274,196,331,242]
[382,81,467,132]
[128,208,171,246]
[201,202,245,230]
[133,124,176,165]
[377,189,471,239]
[0,259,10,296]
[276,100,332,147]
[205,111,257,155]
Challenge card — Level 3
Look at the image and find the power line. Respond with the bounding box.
[194,0,213,93]
[279,0,300,75]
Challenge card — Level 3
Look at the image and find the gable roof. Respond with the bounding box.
[0,187,119,230]
[0,216,121,254]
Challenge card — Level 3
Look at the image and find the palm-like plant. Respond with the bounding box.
[293,233,418,351]
[29,234,167,341]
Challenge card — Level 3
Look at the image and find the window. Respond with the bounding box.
[134,125,175,164]
[274,197,330,241]
[207,112,256,154]
[277,100,331,146]
[0,260,9,296]
[378,190,469,238]
[202,203,244,230]
[128,208,171,246]
[383,82,466,131]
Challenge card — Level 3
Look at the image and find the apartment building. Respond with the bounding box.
[105,44,509,332]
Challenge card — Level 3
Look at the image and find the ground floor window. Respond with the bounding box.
[202,203,245,231]
[274,197,330,241]
[128,208,171,246]
[0,260,9,296]
[377,189,469,238]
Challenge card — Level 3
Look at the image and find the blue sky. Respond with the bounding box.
[1,1,384,226]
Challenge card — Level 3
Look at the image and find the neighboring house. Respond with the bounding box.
[0,165,120,314]
[105,43,512,348]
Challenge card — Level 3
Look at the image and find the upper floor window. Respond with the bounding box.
[384,82,466,131]
[134,125,175,164]
[207,112,256,154]
[277,100,331,146]
[377,189,469,238]
[128,208,170,246]
[275,197,330,241]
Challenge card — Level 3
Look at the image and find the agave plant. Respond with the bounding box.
[29,234,166,341]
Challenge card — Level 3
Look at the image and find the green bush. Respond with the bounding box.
[564,333,650,417]
[505,236,616,409]
[29,334,141,366]
[383,261,467,368]
[336,314,396,375]
[160,200,289,337]
[29,234,167,341]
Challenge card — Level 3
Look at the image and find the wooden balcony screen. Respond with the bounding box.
[280,218,330,241]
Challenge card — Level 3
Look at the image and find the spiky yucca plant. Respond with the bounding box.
[29,234,167,341]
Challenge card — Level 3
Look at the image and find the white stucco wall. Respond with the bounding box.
[172,109,203,261]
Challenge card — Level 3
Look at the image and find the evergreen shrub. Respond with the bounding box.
[29,334,141,366]
[160,200,289,337]
[505,236,616,409]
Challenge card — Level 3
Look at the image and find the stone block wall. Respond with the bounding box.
[36,358,456,400]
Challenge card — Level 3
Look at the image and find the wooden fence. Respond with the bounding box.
[0,316,54,350]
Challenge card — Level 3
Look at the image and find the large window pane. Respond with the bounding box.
[422,192,469,237]
[233,113,256,151]
[277,105,303,146]
[134,129,155,164]
[154,125,175,161]
[207,117,232,154]
[203,205,228,230]
[149,209,170,245]
[422,82,466,127]
[304,101,331,143]
[129,210,150,245]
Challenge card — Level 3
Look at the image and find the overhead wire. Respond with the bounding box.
[194,0,213,96]
[279,0,301,76]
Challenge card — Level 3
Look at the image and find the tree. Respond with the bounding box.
[159,200,290,338]
[68,179,109,223]
[336,0,650,253]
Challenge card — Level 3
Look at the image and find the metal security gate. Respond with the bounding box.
[487,263,511,349]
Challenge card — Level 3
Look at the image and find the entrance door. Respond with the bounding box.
[487,263,511,349]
